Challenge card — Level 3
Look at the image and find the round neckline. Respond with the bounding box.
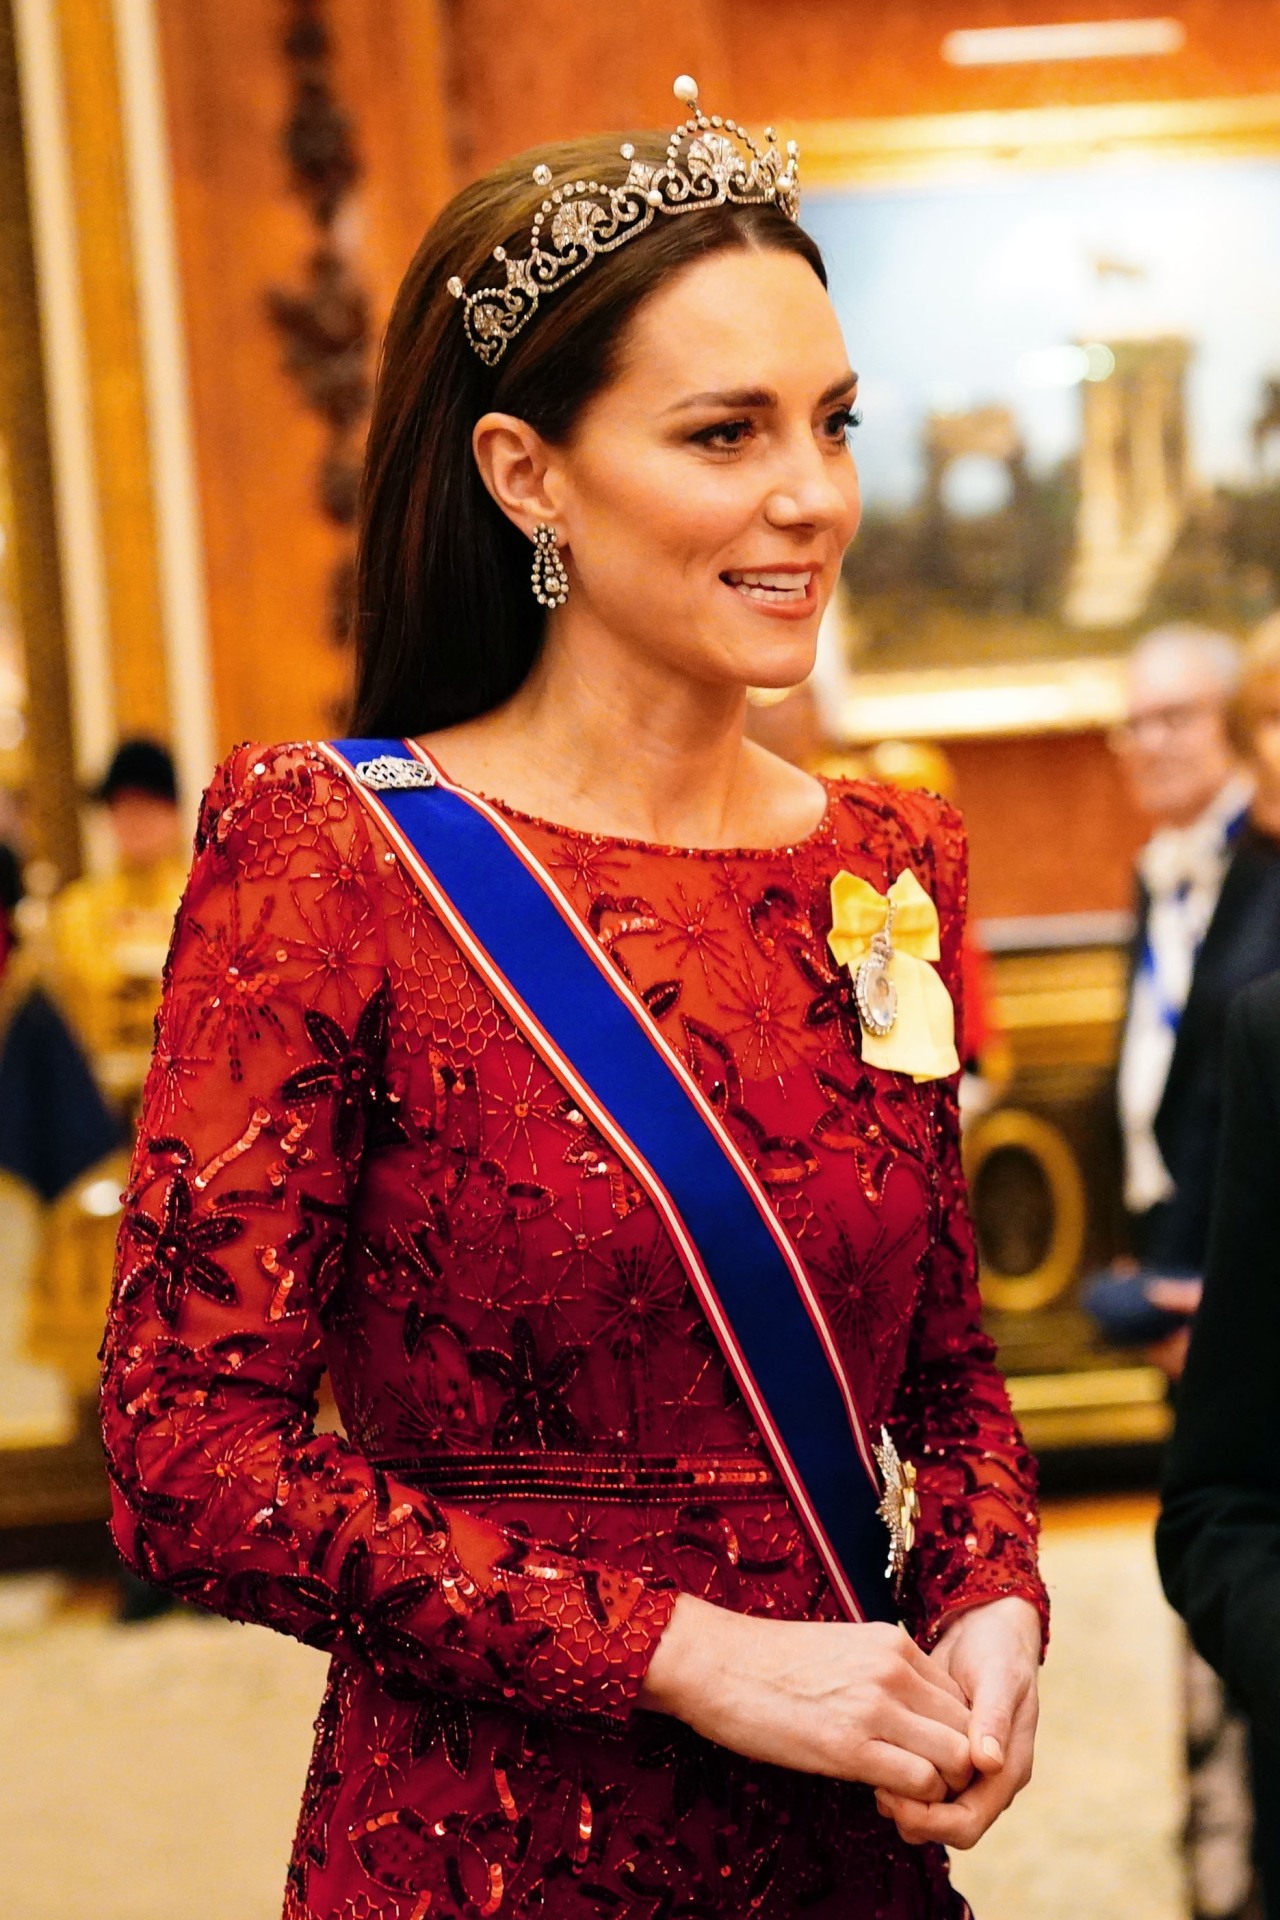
[473,776,838,860]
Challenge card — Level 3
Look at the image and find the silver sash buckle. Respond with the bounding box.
[354,755,438,792]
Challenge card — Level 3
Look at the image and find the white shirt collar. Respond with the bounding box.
[1137,771,1253,901]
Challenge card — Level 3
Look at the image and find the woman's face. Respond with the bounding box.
[543,246,862,691]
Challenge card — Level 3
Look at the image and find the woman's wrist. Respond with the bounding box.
[637,1591,724,1719]
[932,1591,1045,1660]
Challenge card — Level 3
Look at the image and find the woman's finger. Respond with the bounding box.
[966,1663,1020,1774]
[857,1740,951,1802]
[876,1711,1035,1847]
[873,1703,974,1795]
[897,1630,970,1702]
[876,1769,1006,1849]
[895,1663,973,1735]
[969,1673,1038,1779]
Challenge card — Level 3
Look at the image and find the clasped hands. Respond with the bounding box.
[640,1591,1040,1851]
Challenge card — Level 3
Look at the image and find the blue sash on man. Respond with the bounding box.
[324,737,907,1624]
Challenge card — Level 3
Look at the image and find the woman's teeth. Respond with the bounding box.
[724,570,813,602]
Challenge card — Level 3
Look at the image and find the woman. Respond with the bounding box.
[101,81,1045,1919]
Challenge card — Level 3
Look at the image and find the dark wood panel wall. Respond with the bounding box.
[948,733,1145,923]
[449,0,1280,171]
[154,0,449,755]
[152,1,1271,905]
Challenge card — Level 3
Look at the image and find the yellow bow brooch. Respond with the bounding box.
[827,868,960,1082]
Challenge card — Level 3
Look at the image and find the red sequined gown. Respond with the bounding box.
[101,742,1047,1920]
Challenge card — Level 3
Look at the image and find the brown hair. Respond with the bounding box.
[351,131,827,736]
[1233,611,1280,754]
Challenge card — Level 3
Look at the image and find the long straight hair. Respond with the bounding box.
[351,132,827,737]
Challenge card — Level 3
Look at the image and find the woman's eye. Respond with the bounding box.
[691,418,753,450]
[825,405,862,441]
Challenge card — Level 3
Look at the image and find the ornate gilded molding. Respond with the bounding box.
[266,0,371,650]
[964,1105,1087,1315]
[795,92,1280,189]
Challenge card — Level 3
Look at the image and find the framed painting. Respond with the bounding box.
[797,95,1280,739]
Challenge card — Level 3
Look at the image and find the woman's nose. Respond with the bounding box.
[764,441,856,530]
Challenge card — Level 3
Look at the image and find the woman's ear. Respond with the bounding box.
[472,412,560,535]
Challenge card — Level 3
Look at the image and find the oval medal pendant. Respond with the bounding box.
[854,947,898,1037]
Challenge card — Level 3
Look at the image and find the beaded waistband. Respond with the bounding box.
[371,1450,781,1503]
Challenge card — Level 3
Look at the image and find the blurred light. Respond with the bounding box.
[80,1177,124,1219]
[943,20,1186,66]
[941,453,1014,517]
[0,706,24,750]
[1017,342,1116,389]
[840,659,1128,742]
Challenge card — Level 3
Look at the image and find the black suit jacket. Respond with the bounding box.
[1158,972,1280,1903]
[1158,970,1280,1734]
[1146,824,1280,1269]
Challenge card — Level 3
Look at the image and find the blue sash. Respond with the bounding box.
[326,738,899,1624]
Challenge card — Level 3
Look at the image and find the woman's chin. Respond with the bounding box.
[726,636,819,694]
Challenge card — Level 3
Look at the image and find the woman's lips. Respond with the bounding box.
[721,567,817,617]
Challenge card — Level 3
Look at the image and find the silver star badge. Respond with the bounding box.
[874,1424,920,1600]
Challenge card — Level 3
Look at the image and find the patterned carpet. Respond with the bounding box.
[0,1496,1183,1920]
[956,1496,1182,1920]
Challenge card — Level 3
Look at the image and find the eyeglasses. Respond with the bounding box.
[1110,700,1221,750]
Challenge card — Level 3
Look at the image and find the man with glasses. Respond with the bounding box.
[1112,626,1252,1295]
[1105,624,1260,1920]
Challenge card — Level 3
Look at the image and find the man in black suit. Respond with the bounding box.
[1113,625,1253,1292]
[1115,620,1280,1340]
[1142,616,1280,1918]
[1151,813,1280,1277]
[1159,970,1280,1913]
[1108,625,1268,1920]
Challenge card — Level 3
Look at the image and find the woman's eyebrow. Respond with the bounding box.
[665,372,859,415]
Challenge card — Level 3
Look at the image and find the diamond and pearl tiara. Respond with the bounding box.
[446,75,801,368]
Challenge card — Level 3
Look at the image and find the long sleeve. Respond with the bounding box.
[100,744,676,1726]
[1157,977,1280,1736]
[886,801,1048,1649]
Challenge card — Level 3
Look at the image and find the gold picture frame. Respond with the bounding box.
[795,94,1280,741]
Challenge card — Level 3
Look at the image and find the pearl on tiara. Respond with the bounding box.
[445,76,802,366]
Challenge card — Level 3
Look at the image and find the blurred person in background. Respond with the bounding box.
[30,743,185,1619]
[0,836,119,1210]
[1158,963,1280,1914]
[49,737,188,1122]
[0,836,20,974]
[99,81,1046,1919]
[0,833,121,1453]
[1112,625,1252,1296]
[1100,619,1280,1347]
[1099,619,1280,1920]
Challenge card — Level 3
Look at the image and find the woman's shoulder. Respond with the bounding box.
[823,775,968,910]
[193,739,369,868]
[199,737,341,802]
